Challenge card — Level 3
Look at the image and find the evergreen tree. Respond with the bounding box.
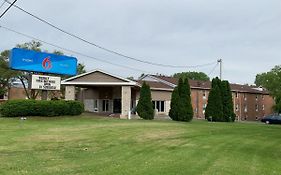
[221,80,236,122]
[169,78,193,122]
[179,79,193,121]
[169,87,180,121]
[136,82,154,120]
[178,78,187,121]
[205,77,224,121]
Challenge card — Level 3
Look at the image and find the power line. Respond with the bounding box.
[4,0,217,69]
[0,0,17,19]
[0,25,153,74]
[207,62,219,77]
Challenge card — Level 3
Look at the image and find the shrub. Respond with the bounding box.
[136,82,154,120]
[0,100,84,117]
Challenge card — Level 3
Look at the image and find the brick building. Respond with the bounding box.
[0,87,26,102]
[141,75,274,121]
[62,69,274,121]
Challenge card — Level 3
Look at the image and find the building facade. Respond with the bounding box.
[62,69,274,121]
[0,87,27,102]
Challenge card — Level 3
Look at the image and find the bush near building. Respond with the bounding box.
[136,82,154,120]
[169,78,193,122]
[0,100,84,117]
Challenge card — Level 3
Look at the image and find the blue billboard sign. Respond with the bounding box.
[10,48,77,75]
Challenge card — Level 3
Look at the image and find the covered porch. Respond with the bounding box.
[62,70,139,119]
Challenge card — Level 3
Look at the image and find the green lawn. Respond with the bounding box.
[0,115,281,175]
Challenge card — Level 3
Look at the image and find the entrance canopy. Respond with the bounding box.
[61,69,139,119]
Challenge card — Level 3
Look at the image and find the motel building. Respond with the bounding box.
[62,69,275,121]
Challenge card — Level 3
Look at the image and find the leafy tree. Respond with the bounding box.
[0,51,20,98]
[173,71,210,81]
[274,96,281,114]
[221,80,235,122]
[15,41,44,99]
[169,78,193,122]
[77,63,86,75]
[205,77,223,121]
[255,65,281,113]
[255,65,281,97]
[136,82,154,120]
[16,41,42,52]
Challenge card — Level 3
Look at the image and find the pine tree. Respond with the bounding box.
[169,87,180,121]
[169,78,193,122]
[177,78,185,121]
[181,79,193,121]
[221,80,236,122]
[205,77,224,121]
[136,82,154,120]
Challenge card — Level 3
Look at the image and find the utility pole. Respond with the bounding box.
[217,59,222,80]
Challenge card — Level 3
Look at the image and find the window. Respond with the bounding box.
[152,101,165,112]
[94,99,98,112]
[102,100,109,112]
[235,92,238,98]
[243,94,247,101]
[255,104,259,112]
[203,103,207,114]
[203,90,207,99]
[203,103,207,110]
[244,105,247,112]
[262,95,264,100]
[256,95,258,101]
[236,104,239,111]
[262,104,265,111]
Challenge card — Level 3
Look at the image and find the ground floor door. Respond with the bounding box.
[113,99,121,113]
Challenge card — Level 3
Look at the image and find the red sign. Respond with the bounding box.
[42,56,52,70]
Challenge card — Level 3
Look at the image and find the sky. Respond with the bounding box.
[1,0,281,84]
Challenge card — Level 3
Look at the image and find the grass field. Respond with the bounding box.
[0,115,281,175]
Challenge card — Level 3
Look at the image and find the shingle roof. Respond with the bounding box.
[137,80,173,90]
[148,75,270,94]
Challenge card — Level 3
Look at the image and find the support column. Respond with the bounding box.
[65,86,75,100]
[121,86,131,119]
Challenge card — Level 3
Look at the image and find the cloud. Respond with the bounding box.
[1,0,281,84]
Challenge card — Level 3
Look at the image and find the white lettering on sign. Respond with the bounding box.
[22,58,33,63]
[31,75,61,91]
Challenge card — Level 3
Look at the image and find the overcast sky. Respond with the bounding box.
[1,0,281,84]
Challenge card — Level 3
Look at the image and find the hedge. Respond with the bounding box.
[0,100,84,117]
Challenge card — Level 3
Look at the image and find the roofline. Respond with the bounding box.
[62,69,136,84]
[140,75,177,88]
[61,82,137,86]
